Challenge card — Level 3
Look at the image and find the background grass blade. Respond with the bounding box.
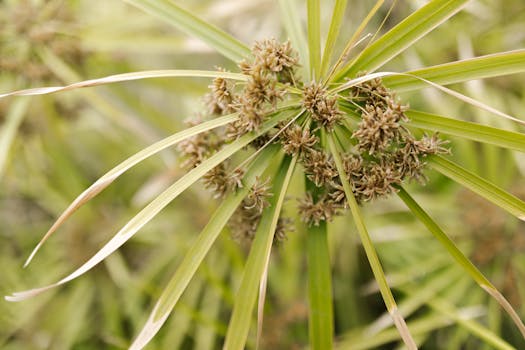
[334,0,469,80]
[396,186,525,339]
[406,110,525,153]
[328,135,417,349]
[428,155,525,221]
[5,110,294,302]
[320,0,348,77]
[383,50,525,92]
[278,0,309,73]
[307,219,334,350]
[307,0,321,79]
[129,146,279,350]
[123,0,251,62]
[22,113,239,267]
[223,155,295,350]
[0,98,29,179]
[0,70,246,99]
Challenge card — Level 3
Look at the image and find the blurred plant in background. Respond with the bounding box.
[1,0,525,349]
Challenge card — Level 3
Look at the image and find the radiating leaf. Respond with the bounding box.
[123,0,251,62]
[0,70,247,99]
[328,135,417,349]
[223,155,296,350]
[333,71,525,126]
[129,145,280,350]
[23,113,239,267]
[384,49,525,92]
[406,110,525,153]
[335,0,470,79]
[397,186,525,339]
[320,0,348,77]
[5,109,296,302]
[428,155,525,221]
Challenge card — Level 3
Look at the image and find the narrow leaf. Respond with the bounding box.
[383,49,525,92]
[335,0,470,79]
[328,135,417,349]
[23,113,238,267]
[129,145,280,350]
[406,110,525,153]
[223,156,296,350]
[5,109,295,302]
[428,155,525,221]
[257,156,298,348]
[307,0,321,79]
[307,220,334,350]
[333,71,525,126]
[0,70,247,99]
[123,0,251,62]
[278,0,309,72]
[326,0,384,83]
[396,186,525,339]
[320,0,348,77]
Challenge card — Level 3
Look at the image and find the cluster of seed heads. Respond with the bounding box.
[178,38,450,240]
[0,1,85,83]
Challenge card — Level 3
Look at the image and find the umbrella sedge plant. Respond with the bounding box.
[3,0,525,349]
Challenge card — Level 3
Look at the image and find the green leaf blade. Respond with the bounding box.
[428,155,525,221]
[406,110,525,153]
[223,155,296,350]
[320,0,348,77]
[328,135,417,349]
[124,0,251,62]
[335,0,470,80]
[384,49,525,92]
[128,145,280,350]
[396,186,525,340]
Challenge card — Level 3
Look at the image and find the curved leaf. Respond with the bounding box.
[397,186,525,339]
[123,0,251,62]
[5,109,296,302]
[23,113,238,267]
[328,135,417,349]
[428,155,525,221]
[223,155,296,350]
[129,145,280,350]
[384,50,525,92]
[406,110,525,153]
[0,70,247,99]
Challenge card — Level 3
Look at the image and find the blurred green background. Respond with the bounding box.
[1,0,524,349]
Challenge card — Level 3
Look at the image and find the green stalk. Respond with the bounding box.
[307,213,334,350]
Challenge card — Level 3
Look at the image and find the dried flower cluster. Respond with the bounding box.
[178,38,450,236]
[296,78,449,225]
[178,39,299,242]
[0,0,85,83]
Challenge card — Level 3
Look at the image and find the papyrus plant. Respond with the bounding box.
[3,0,525,349]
